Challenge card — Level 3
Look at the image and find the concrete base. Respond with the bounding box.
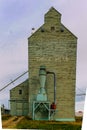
[55,118,75,121]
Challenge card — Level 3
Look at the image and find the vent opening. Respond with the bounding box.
[51,26,55,31]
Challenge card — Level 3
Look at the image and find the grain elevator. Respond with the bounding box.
[28,7,77,121]
[10,7,77,121]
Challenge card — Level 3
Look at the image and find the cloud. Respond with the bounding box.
[0,38,28,86]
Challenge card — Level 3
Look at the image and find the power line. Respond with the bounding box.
[0,72,86,97]
[76,87,86,96]
[77,87,85,93]
[0,70,28,92]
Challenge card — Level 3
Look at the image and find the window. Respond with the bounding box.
[41,28,45,32]
[51,26,55,31]
[60,28,64,32]
[19,89,22,94]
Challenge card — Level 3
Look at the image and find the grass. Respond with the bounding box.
[16,116,82,130]
[2,115,82,129]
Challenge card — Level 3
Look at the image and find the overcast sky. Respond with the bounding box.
[0,0,87,111]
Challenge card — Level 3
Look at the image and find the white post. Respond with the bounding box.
[82,88,87,130]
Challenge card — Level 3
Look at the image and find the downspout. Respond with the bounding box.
[47,71,56,104]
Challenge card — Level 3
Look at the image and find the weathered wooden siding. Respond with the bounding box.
[10,80,29,116]
[28,7,77,121]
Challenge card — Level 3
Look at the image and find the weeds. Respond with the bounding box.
[2,114,11,120]
[16,116,82,130]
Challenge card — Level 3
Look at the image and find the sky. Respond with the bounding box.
[0,0,87,112]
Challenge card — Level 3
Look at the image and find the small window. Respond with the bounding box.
[60,28,64,32]
[19,90,22,94]
[41,28,45,32]
[51,26,55,31]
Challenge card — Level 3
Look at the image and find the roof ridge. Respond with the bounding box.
[48,6,61,15]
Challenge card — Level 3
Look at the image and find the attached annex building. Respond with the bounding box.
[10,7,77,121]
